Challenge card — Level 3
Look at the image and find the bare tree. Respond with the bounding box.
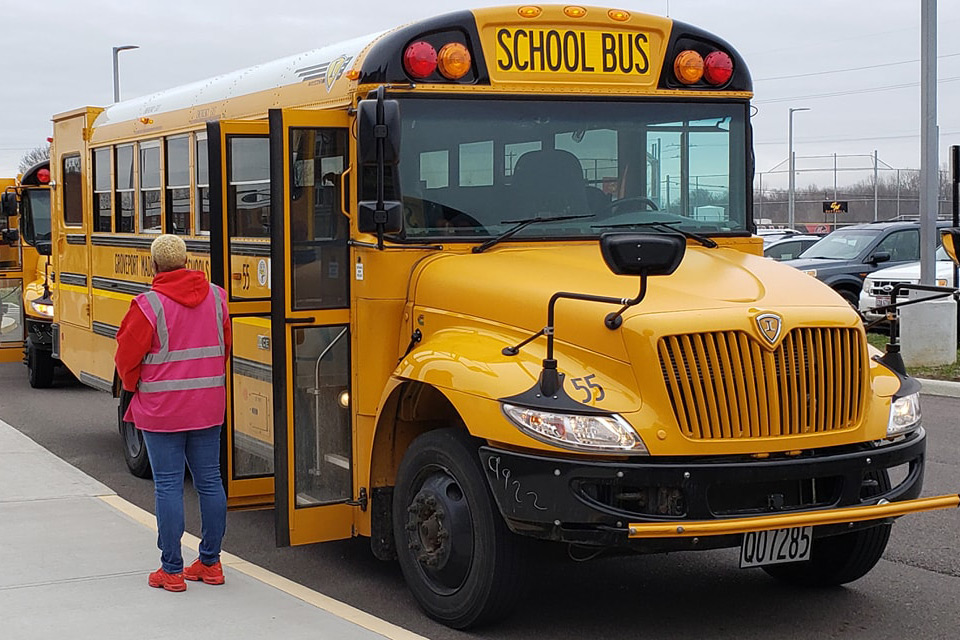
[18,144,50,174]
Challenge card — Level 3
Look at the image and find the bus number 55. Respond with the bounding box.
[570,374,605,403]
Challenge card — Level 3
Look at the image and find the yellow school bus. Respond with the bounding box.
[1,176,22,359]
[49,5,958,628]
[1,163,55,384]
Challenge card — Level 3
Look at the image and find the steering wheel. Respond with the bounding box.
[602,196,660,215]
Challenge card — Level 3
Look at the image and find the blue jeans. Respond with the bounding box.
[141,426,226,574]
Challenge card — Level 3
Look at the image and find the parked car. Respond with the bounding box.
[782,220,951,306]
[763,234,822,261]
[859,244,956,321]
[757,228,803,246]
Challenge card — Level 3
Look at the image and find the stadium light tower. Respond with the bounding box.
[787,107,811,229]
[112,45,139,103]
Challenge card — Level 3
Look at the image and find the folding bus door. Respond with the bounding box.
[268,108,354,546]
[208,119,275,508]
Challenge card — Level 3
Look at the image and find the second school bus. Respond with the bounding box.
[49,4,958,628]
[1,162,55,387]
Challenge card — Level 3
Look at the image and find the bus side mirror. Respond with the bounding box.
[357,96,401,165]
[1,192,17,217]
[356,87,403,245]
[942,228,960,266]
[2,228,19,246]
[357,201,403,234]
[600,233,686,277]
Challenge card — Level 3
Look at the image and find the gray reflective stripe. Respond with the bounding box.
[139,375,226,393]
[151,346,224,363]
[141,292,169,363]
[212,285,225,352]
[141,285,226,365]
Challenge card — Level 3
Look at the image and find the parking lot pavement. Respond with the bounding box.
[0,418,426,640]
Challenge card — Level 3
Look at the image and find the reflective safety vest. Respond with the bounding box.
[125,284,228,432]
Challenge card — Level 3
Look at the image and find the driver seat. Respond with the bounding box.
[511,149,589,217]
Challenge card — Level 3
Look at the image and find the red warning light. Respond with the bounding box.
[403,41,438,79]
[703,51,733,86]
[38,168,51,184]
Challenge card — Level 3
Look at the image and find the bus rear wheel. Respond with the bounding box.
[26,343,54,389]
[118,392,151,479]
[393,428,526,629]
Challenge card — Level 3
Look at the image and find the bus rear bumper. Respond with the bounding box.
[478,430,956,551]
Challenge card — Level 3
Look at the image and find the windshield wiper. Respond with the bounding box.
[472,214,595,253]
[593,220,718,248]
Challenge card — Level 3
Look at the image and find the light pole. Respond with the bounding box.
[112,45,139,103]
[787,107,810,229]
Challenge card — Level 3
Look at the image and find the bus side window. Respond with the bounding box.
[196,133,210,234]
[92,147,112,233]
[165,136,190,235]
[140,141,161,233]
[115,144,135,233]
[62,154,83,227]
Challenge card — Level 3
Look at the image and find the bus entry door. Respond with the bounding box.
[209,119,275,508]
[269,108,354,546]
[1,178,25,362]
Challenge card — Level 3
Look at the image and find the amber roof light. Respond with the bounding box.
[437,43,472,80]
[674,50,704,85]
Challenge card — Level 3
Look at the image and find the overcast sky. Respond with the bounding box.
[2,0,957,192]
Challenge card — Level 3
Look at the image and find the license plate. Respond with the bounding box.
[875,295,891,308]
[739,526,812,568]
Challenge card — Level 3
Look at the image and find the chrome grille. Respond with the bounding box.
[869,279,916,297]
[658,328,866,440]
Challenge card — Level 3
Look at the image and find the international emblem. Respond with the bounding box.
[755,313,782,346]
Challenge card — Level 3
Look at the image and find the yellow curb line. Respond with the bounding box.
[98,494,428,640]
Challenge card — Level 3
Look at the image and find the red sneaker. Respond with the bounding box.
[148,568,186,592]
[183,559,225,585]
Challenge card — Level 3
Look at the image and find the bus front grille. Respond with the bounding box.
[657,328,866,440]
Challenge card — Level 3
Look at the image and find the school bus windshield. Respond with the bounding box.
[395,98,749,241]
[21,189,51,245]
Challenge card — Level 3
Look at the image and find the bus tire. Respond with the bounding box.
[393,428,526,629]
[27,344,54,389]
[762,470,891,586]
[118,392,151,479]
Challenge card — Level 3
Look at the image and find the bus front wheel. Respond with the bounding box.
[393,428,526,629]
[762,470,891,586]
[26,343,54,389]
[118,391,151,479]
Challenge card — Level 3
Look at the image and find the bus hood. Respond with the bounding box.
[410,243,851,364]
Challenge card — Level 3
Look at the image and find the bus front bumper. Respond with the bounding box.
[478,429,959,551]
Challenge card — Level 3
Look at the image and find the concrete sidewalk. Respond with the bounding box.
[0,419,426,640]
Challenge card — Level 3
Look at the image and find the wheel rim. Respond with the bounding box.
[403,465,475,596]
[122,421,143,459]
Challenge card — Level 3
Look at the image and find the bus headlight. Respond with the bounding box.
[502,403,648,454]
[887,392,921,437]
[30,299,54,318]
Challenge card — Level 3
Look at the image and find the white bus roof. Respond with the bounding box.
[92,32,383,128]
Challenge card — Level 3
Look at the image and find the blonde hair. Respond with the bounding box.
[151,234,187,272]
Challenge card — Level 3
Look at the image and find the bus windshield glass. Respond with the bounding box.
[21,189,51,246]
[393,98,749,241]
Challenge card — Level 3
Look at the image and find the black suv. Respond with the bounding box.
[783,220,949,306]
